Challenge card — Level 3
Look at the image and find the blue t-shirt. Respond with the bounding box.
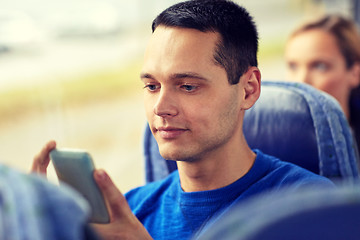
[125,150,334,240]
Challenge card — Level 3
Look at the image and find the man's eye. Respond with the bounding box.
[181,85,197,92]
[144,84,159,91]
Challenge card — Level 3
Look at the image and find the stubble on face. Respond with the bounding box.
[157,84,241,163]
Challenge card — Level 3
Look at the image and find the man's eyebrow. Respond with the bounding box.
[139,72,209,81]
[140,72,153,79]
[170,72,208,81]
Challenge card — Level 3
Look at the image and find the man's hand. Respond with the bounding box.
[31,140,57,175]
[92,169,153,240]
[31,141,150,239]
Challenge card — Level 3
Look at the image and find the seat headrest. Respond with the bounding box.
[244,83,319,173]
[248,81,359,179]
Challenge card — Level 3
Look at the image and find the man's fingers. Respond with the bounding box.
[31,140,57,174]
[94,169,132,221]
[92,170,153,240]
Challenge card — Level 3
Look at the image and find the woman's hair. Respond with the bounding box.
[151,0,259,85]
[290,15,360,69]
[290,15,360,129]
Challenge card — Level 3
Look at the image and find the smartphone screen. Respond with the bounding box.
[50,149,110,223]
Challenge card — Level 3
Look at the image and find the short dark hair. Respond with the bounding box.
[152,0,259,85]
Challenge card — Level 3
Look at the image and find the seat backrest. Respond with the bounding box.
[0,163,98,240]
[195,184,360,240]
[143,81,360,183]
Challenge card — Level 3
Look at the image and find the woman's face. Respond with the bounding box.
[285,29,359,116]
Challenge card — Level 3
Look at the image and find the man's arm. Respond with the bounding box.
[31,141,153,240]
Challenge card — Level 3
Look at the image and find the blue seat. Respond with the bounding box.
[0,163,100,240]
[143,81,360,183]
[196,184,360,240]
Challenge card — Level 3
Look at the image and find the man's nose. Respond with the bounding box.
[153,88,179,117]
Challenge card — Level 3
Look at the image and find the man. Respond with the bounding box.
[32,0,334,239]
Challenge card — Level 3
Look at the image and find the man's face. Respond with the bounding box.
[141,26,245,162]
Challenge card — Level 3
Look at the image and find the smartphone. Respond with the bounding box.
[50,148,110,223]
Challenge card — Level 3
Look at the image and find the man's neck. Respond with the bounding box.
[177,144,256,192]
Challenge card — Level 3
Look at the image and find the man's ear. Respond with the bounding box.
[240,67,261,110]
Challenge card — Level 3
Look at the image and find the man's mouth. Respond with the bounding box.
[156,127,188,139]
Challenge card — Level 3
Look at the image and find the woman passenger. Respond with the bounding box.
[285,14,360,153]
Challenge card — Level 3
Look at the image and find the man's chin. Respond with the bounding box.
[159,151,180,161]
[159,149,199,162]
[159,148,185,161]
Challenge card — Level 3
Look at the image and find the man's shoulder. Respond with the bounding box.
[254,150,334,188]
